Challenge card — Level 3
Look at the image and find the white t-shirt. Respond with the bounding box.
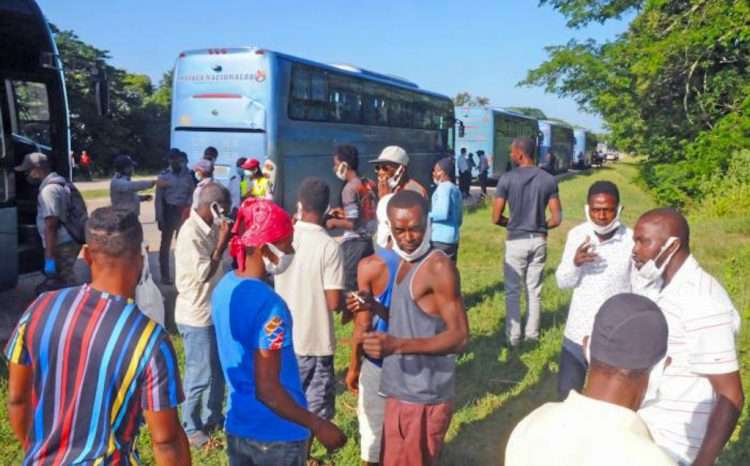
[638,255,740,465]
[555,223,634,346]
[275,221,345,356]
[506,390,676,466]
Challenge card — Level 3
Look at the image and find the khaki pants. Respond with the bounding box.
[504,236,547,344]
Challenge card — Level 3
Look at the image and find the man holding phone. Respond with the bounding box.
[174,182,233,447]
[370,146,428,200]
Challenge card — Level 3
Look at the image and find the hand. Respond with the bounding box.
[325,218,338,230]
[362,332,398,360]
[574,237,599,267]
[217,219,232,247]
[346,290,375,314]
[327,207,345,219]
[345,367,359,395]
[312,418,347,451]
[43,257,57,277]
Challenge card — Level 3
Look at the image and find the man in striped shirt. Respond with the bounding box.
[633,208,743,466]
[5,207,190,466]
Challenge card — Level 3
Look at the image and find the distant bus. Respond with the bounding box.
[573,128,597,169]
[454,107,539,179]
[0,0,101,289]
[170,47,454,209]
[538,120,574,174]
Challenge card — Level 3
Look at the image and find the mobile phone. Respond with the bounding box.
[350,291,366,304]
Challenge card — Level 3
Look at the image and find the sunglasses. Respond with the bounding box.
[374,164,392,172]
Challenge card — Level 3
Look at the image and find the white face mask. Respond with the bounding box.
[263,242,294,275]
[195,172,205,181]
[634,236,679,284]
[585,204,622,236]
[643,356,670,404]
[335,162,348,181]
[390,222,432,262]
[387,166,405,189]
[244,168,258,178]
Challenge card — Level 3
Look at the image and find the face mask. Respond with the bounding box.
[635,236,679,284]
[171,162,182,172]
[236,166,244,176]
[195,172,205,182]
[390,222,432,262]
[244,169,258,178]
[387,166,405,189]
[643,356,669,403]
[335,162,348,181]
[585,205,622,236]
[263,242,294,275]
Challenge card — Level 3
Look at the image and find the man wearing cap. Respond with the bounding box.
[212,198,347,465]
[203,146,219,164]
[429,157,463,261]
[110,155,158,217]
[555,181,634,399]
[192,159,214,209]
[15,152,82,285]
[174,182,232,447]
[242,158,272,200]
[156,149,196,285]
[633,208,743,466]
[371,145,427,199]
[227,157,248,212]
[506,293,677,466]
[492,137,562,348]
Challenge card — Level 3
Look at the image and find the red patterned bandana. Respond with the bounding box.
[231,198,293,270]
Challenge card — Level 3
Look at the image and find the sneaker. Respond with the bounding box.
[187,431,210,448]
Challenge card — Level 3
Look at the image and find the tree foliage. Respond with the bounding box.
[52,26,172,173]
[525,0,750,206]
[453,92,491,107]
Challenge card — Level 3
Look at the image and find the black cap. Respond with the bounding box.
[590,293,668,370]
[114,154,136,172]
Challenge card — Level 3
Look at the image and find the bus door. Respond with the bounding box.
[0,82,19,288]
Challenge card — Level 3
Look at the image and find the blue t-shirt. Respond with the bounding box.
[211,272,310,442]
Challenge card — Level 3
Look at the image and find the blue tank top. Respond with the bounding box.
[366,247,400,367]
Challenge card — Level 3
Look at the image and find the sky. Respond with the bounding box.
[38,0,631,132]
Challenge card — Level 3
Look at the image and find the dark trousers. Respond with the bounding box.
[557,339,588,400]
[478,171,488,196]
[459,171,471,196]
[159,205,187,282]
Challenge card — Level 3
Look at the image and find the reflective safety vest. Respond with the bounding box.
[240,177,250,199]
[250,176,271,199]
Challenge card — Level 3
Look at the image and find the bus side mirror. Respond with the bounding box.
[93,66,110,117]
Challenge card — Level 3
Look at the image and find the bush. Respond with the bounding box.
[697,150,750,218]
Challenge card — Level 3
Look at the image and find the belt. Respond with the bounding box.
[507,231,547,240]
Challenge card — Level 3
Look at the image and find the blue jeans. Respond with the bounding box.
[227,436,307,466]
[178,324,225,435]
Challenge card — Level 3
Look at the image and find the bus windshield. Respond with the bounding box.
[172,51,268,130]
[9,79,51,147]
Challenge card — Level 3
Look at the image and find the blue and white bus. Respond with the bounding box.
[170,47,454,209]
[454,107,539,179]
[538,119,574,174]
[573,128,597,169]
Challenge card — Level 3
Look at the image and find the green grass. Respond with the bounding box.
[2,160,749,465]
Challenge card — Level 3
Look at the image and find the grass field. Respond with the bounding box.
[1,161,749,465]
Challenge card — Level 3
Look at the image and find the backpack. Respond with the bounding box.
[49,180,89,244]
[356,177,378,223]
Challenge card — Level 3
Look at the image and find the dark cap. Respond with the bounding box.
[167,148,182,159]
[114,154,136,172]
[590,293,668,370]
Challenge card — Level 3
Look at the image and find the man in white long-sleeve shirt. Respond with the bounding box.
[555,181,633,399]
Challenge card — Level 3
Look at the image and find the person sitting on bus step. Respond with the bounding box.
[228,157,248,213]
[14,152,83,287]
[242,158,273,200]
[327,144,377,296]
[110,154,159,218]
[203,146,219,164]
[430,157,463,261]
[156,148,196,285]
[192,159,214,209]
[370,145,427,200]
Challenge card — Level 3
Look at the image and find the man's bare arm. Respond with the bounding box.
[8,362,33,443]
[324,289,342,313]
[546,196,562,230]
[44,217,59,259]
[692,372,744,466]
[143,408,191,466]
[492,197,508,226]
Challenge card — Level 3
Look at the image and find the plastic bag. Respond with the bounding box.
[135,245,165,327]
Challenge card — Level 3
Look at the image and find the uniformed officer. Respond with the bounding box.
[155,149,196,285]
[109,154,157,217]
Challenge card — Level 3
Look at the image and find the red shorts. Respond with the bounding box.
[381,397,453,466]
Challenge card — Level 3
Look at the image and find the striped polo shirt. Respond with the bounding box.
[637,255,740,465]
[4,285,183,466]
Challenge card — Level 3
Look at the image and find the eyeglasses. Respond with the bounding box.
[374,165,390,172]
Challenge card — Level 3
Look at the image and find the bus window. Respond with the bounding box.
[289,64,328,121]
[9,80,51,147]
[362,82,388,126]
[328,74,362,123]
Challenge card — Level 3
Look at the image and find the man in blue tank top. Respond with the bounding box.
[362,190,470,466]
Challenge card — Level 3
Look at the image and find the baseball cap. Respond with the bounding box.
[590,293,668,370]
[114,154,137,172]
[369,146,409,166]
[15,152,48,172]
[241,158,260,170]
[192,159,213,174]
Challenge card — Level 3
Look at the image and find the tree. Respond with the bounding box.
[453,92,491,107]
[523,0,750,205]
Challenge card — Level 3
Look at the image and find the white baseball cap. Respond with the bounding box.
[15,152,48,172]
[369,145,409,166]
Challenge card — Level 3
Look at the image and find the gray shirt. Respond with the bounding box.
[110,174,153,216]
[37,172,73,248]
[380,250,456,403]
[495,166,559,236]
